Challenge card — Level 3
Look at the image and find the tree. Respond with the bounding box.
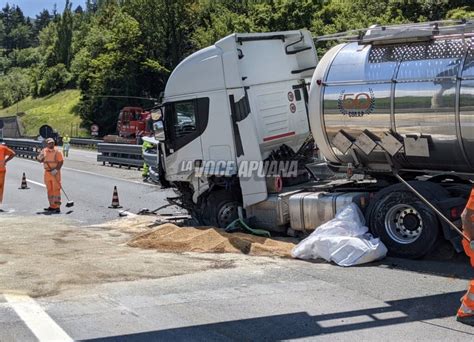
[1,4,32,51]
[73,4,148,131]
[0,67,31,107]
[54,0,74,68]
[446,6,474,19]
[0,20,5,44]
[34,9,52,37]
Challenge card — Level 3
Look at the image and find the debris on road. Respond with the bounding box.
[292,204,387,266]
[128,223,296,258]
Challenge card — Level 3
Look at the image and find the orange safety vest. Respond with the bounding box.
[41,147,64,171]
[462,189,474,265]
[0,145,15,172]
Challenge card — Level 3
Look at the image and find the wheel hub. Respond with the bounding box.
[401,213,420,231]
[384,204,423,244]
[217,202,239,228]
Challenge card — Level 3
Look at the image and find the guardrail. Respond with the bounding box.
[70,138,102,148]
[97,143,143,169]
[3,138,43,159]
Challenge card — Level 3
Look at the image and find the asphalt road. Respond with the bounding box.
[1,148,175,225]
[1,253,473,341]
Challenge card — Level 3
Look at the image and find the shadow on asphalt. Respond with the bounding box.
[84,291,473,341]
[370,256,474,280]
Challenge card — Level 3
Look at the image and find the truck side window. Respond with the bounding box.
[174,101,197,138]
[165,98,209,151]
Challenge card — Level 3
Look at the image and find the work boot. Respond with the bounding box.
[457,315,474,326]
[44,207,54,211]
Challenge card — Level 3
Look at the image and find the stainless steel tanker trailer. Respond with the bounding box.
[306,21,474,258]
[152,20,474,258]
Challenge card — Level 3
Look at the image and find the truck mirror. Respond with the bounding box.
[154,120,165,140]
[151,108,163,121]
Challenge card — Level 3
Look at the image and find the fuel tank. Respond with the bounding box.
[308,37,474,174]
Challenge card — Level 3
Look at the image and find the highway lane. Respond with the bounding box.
[1,154,176,225]
[1,254,473,341]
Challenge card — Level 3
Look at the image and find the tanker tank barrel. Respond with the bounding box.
[313,19,474,45]
[308,20,474,177]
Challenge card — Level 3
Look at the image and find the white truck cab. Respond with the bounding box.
[158,30,317,226]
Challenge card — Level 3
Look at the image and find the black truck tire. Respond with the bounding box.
[366,182,448,259]
[201,190,241,228]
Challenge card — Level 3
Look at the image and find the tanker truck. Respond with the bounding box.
[153,20,474,258]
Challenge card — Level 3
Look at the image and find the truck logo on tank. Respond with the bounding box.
[337,88,375,117]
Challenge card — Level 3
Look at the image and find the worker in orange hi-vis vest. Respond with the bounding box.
[457,188,474,326]
[0,139,16,212]
[37,138,64,213]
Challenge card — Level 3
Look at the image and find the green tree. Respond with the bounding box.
[34,9,52,38]
[54,0,74,68]
[446,6,474,19]
[0,67,31,107]
[0,20,4,44]
[73,4,148,132]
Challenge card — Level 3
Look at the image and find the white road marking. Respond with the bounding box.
[26,179,46,188]
[12,155,156,187]
[4,294,73,342]
[62,167,155,187]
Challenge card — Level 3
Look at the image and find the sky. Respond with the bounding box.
[2,1,86,17]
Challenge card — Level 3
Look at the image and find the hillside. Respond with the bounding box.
[0,90,87,137]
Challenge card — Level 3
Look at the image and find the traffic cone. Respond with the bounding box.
[18,173,30,190]
[108,186,122,208]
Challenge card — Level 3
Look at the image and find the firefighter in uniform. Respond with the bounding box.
[0,139,16,211]
[457,188,474,326]
[37,138,64,213]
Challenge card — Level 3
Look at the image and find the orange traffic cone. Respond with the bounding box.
[18,172,30,190]
[108,186,122,208]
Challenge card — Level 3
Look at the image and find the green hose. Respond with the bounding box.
[226,218,271,238]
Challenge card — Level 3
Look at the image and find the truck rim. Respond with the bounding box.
[217,202,239,228]
[384,204,423,244]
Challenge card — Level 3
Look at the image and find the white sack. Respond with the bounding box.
[291,203,387,266]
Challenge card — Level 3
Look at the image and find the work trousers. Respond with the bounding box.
[63,144,70,157]
[0,170,5,204]
[44,171,61,209]
[458,239,474,318]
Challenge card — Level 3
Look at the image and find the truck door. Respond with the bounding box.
[163,97,208,179]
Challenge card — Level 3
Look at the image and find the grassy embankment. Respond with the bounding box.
[0,89,88,137]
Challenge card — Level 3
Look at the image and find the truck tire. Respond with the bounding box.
[366,182,447,259]
[201,190,241,228]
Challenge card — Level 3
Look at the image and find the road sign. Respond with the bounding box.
[91,124,99,136]
[39,125,54,139]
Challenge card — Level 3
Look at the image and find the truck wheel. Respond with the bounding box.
[202,190,241,228]
[366,182,446,259]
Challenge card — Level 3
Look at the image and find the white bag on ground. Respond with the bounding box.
[291,203,387,266]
